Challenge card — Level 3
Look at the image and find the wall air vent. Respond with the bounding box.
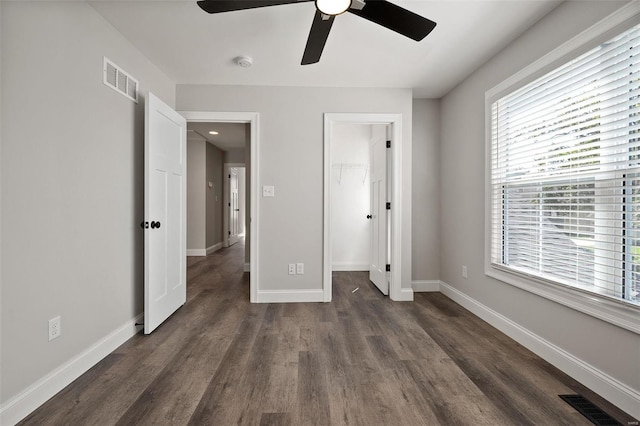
[103,57,138,103]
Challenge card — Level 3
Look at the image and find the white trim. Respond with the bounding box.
[412,280,441,292]
[243,262,250,272]
[332,262,369,271]
[439,281,640,420]
[257,289,324,303]
[484,2,640,336]
[397,287,414,302]
[0,314,143,426]
[323,113,404,303]
[179,111,259,303]
[206,242,223,255]
[186,249,206,257]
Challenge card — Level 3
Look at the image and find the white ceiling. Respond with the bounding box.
[90,0,561,98]
[187,122,247,150]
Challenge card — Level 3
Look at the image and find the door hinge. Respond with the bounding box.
[386,264,391,272]
[228,230,231,236]
[386,202,391,210]
[386,140,391,148]
[229,202,231,207]
[229,174,231,178]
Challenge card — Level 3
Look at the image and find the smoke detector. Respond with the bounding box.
[234,56,253,68]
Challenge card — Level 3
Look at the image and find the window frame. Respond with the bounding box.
[485,3,640,335]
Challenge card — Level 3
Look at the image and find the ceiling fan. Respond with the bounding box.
[196,0,437,65]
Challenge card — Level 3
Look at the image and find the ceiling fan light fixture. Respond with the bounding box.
[315,0,351,16]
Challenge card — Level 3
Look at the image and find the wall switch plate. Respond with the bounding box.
[49,316,61,341]
[288,264,296,275]
[296,263,304,274]
[462,265,468,279]
[263,185,275,197]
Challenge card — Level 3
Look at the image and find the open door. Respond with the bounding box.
[369,127,388,295]
[144,92,187,334]
[228,168,240,246]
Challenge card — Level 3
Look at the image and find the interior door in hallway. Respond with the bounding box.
[369,128,388,295]
[228,168,240,246]
[144,92,187,334]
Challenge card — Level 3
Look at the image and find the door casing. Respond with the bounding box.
[323,113,404,302]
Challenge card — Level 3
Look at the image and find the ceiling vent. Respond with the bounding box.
[103,57,138,103]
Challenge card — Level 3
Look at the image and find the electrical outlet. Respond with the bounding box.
[296,263,304,274]
[49,316,61,341]
[462,265,468,279]
[288,264,296,275]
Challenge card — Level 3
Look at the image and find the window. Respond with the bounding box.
[489,22,640,309]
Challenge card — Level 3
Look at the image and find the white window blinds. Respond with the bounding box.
[490,23,640,307]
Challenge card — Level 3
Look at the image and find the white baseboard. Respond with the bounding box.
[257,289,325,303]
[331,262,369,271]
[439,281,640,420]
[206,242,223,255]
[0,314,143,426]
[393,287,414,301]
[186,249,206,256]
[243,263,250,272]
[412,280,441,292]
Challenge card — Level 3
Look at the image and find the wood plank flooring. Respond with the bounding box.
[19,240,636,425]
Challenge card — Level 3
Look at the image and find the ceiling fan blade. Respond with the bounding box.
[301,11,335,65]
[348,0,436,41]
[197,0,312,14]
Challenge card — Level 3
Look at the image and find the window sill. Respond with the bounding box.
[486,264,640,335]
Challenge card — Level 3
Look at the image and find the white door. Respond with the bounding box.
[144,92,186,334]
[369,132,388,295]
[228,168,240,246]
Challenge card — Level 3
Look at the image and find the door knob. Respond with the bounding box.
[366,215,372,219]
[151,221,161,229]
[140,221,149,229]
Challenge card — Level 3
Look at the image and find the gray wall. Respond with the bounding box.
[206,143,224,248]
[412,99,440,281]
[177,85,414,293]
[1,1,174,404]
[439,0,639,405]
[187,137,206,251]
[225,148,245,164]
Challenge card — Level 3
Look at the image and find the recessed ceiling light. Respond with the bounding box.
[209,131,219,135]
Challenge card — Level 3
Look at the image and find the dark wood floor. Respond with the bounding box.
[20,240,636,425]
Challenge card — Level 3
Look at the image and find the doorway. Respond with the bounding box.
[323,113,404,302]
[329,123,390,295]
[223,163,246,249]
[180,111,259,303]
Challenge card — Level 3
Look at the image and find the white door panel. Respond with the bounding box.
[369,133,388,295]
[144,92,186,334]
[229,168,240,246]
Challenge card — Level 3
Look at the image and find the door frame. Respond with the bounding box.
[223,163,245,248]
[179,111,259,303]
[323,113,403,302]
